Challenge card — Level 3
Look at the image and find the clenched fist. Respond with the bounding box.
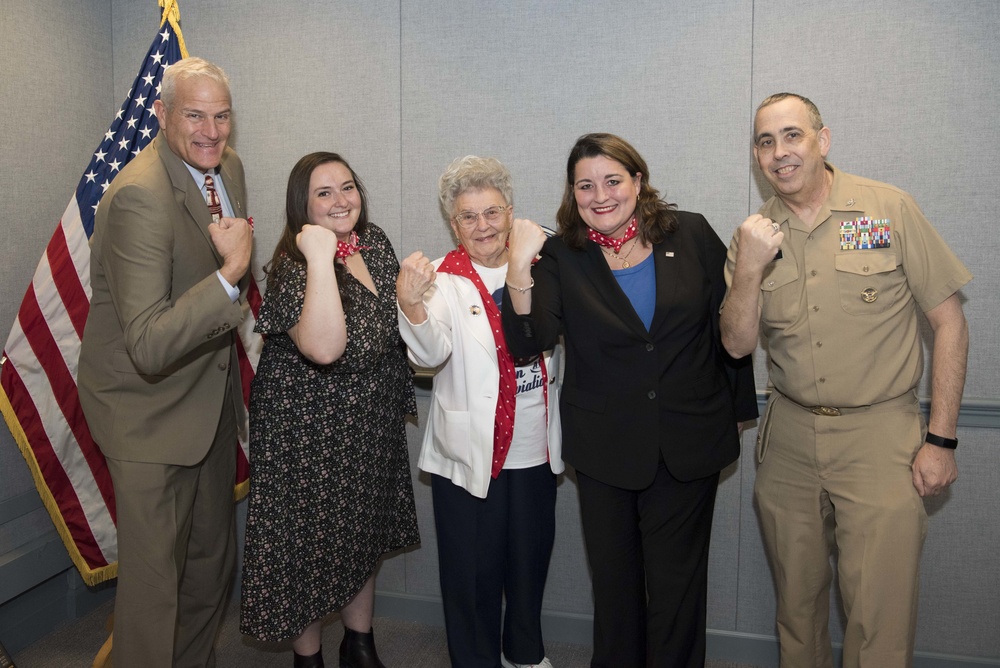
[397,250,436,311]
[735,213,784,272]
[507,218,547,272]
[296,223,339,266]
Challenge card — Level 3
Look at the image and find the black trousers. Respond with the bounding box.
[576,459,720,668]
[432,465,557,668]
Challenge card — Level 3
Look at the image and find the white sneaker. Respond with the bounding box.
[501,656,553,668]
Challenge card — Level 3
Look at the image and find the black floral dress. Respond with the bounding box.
[240,223,419,642]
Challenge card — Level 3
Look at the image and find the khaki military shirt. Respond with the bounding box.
[724,164,972,408]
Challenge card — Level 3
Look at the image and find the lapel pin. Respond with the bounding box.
[664,251,674,257]
[469,305,481,316]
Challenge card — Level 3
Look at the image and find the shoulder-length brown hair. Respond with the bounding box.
[264,151,368,268]
[264,152,371,297]
[556,133,676,250]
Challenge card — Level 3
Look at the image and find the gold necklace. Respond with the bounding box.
[600,237,639,268]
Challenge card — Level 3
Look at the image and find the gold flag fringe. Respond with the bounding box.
[159,0,190,59]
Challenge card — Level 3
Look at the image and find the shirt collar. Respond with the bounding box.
[182,162,218,190]
[762,162,862,231]
[824,163,865,215]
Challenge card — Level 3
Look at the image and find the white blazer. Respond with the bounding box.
[398,265,563,499]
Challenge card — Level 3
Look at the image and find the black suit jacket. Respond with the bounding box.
[503,211,757,489]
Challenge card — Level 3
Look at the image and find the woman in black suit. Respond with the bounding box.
[502,133,757,668]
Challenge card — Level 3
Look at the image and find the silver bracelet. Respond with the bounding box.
[505,278,535,293]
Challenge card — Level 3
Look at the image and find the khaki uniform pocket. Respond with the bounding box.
[834,251,903,315]
[756,394,779,464]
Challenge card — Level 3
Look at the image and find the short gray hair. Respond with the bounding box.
[756,92,824,131]
[160,57,231,110]
[438,156,514,219]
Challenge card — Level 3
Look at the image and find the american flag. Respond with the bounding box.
[0,1,261,586]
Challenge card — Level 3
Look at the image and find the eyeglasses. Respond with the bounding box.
[452,205,509,228]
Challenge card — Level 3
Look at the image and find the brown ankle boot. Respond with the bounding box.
[293,646,324,668]
[339,628,386,668]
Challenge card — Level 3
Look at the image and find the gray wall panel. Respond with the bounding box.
[403,394,445,599]
[0,0,113,583]
[915,428,1000,657]
[1,0,997,662]
[542,472,592,613]
[707,459,744,630]
[110,0,405,276]
[734,434,778,636]
[398,0,755,260]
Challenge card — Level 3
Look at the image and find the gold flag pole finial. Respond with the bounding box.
[158,0,189,58]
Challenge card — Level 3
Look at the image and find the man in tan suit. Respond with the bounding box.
[78,57,253,667]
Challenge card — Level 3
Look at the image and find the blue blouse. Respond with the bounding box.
[612,253,655,331]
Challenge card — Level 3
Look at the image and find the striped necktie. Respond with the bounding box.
[204,174,223,222]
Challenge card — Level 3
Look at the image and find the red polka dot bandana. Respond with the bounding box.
[335,231,371,259]
[437,245,518,477]
[587,216,637,253]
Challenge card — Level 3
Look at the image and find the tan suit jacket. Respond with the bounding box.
[79,133,248,466]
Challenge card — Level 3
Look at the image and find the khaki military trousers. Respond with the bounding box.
[755,390,928,668]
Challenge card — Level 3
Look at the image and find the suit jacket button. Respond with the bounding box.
[647,390,656,400]
[646,343,654,352]
[218,362,228,371]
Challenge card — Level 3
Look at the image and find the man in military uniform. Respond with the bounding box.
[721,93,971,667]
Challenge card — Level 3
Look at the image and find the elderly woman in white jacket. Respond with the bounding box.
[397,156,562,668]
